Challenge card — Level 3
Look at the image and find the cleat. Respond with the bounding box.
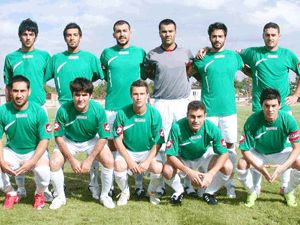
[88,185,100,200]
[284,191,298,207]
[148,192,161,205]
[202,193,218,205]
[17,187,27,199]
[226,185,236,199]
[44,189,54,202]
[134,188,146,200]
[169,192,184,205]
[108,188,115,198]
[3,192,19,209]
[100,195,115,209]
[49,196,66,210]
[117,192,130,206]
[157,188,166,198]
[245,192,257,208]
[33,193,45,210]
[184,186,198,198]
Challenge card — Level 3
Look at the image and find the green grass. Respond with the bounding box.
[1,104,300,225]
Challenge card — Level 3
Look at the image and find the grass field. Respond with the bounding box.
[1,104,300,225]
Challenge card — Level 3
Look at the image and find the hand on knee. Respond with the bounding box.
[237,158,248,170]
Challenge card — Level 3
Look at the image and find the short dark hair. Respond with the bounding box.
[18,18,38,37]
[113,20,131,31]
[8,75,30,90]
[159,19,176,31]
[263,22,280,33]
[130,79,148,94]
[70,77,93,95]
[208,22,227,37]
[260,88,281,105]
[63,23,82,38]
[187,101,206,113]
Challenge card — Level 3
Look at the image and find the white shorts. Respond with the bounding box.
[53,136,98,156]
[3,147,49,171]
[115,150,163,163]
[206,114,237,143]
[105,110,117,139]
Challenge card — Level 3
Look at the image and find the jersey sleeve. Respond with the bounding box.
[91,55,104,81]
[44,56,54,82]
[113,110,125,138]
[0,106,5,138]
[208,123,228,155]
[239,119,254,151]
[235,52,244,71]
[54,106,66,137]
[139,49,146,78]
[286,49,300,76]
[151,108,165,145]
[3,55,12,85]
[165,123,180,157]
[142,52,155,80]
[37,108,52,140]
[96,104,110,139]
[100,50,109,82]
[238,48,254,68]
[286,114,300,143]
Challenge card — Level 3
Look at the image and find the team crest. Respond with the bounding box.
[220,138,226,147]
[46,124,52,133]
[116,126,123,135]
[104,123,110,132]
[289,131,300,142]
[239,134,245,144]
[166,140,173,149]
[54,122,60,131]
[159,129,164,138]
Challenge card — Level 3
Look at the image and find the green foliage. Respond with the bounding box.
[93,82,106,99]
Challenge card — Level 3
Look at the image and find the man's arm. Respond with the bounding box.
[286,78,300,105]
[241,64,252,78]
[0,141,16,176]
[139,144,160,173]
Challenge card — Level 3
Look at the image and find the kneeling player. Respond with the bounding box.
[238,88,300,207]
[49,78,114,209]
[163,101,232,205]
[0,75,51,209]
[113,80,164,206]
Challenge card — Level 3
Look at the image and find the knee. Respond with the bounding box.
[292,159,300,170]
[101,155,114,169]
[162,163,175,180]
[114,160,127,172]
[49,153,64,171]
[221,159,233,176]
[237,158,248,170]
[149,160,163,174]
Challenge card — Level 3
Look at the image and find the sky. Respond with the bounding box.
[1,0,300,87]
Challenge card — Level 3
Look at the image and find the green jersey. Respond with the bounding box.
[4,49,50,105]
[45,50,104,104]
[165,118,227,160]
[239,110,300,154]
[113,104,164,152]
[240,46,300,112]
[100,45,145,110]
[54,99,110,142]
[193,50,243,116]
[0,101,52,154]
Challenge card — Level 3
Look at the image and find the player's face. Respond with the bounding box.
[263,28,280,51]
[73,91,91,113]
[113,24,131,48]
[131,86,148,109]
[209,29,226,51]
[65,28,81,51]
[159,24,176,48]
[20,30,36,51]
[187,109,206,132]
[10,81,30,110]
[262,99,280,122]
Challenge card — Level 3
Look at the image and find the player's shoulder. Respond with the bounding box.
[5,49,20,58]
[34,48,50,55]
[28,101,47,115]
[89,99,105,111]
[278,47,297,56]
[78,50,97,58]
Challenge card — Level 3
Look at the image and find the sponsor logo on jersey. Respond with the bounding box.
[191,135,202,140]
[220,138,227,147]
[54,122,60,131]
[119,51,129,55]
[166,140,173,149]
[76,115,87,120]
[16,114,28,118]
[116,126,123,135]
[267,54,278,59]
[68,55,79,59]
[104,123,110,132]
[239,134,245,144]
[266,127,277,131]
[46,124,52,133]
[134,118,146,122]
[214,54,225,59]
[159,129,164,138]
[289,130,300,142]
[23,55,33,59]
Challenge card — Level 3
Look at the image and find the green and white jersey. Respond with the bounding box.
[100,45,145,110]
[45,50,104,104]
[239,110,300,154]
[4,49,51,105]
[0,101,52,154]
[239,46,300,112]
[54,99,110,142]
[165,118,227,160]
[193,50,243,116]
[113,104,164,152]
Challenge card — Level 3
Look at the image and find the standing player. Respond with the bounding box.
[143,18,194,196]
[49,78,114,209]
[113,80,164,206]
[0,75,52,209]
[238,88,300,207]
[3,18,51,201]
[45,23,104,199]
[163,101,232,205]
[192,22,245,198]
[100,20,146,198]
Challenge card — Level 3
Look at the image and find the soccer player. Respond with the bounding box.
[192,22,245,198]
[143,18,194,196]
[113,80,164,206]
[163,100,232,205]
[49,78,114,209]
[238,88,300,207]
[3,18,52,201]
[0,75,52,209]
[45,22,104,199]
[100,20,146,198]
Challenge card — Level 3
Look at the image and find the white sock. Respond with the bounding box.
[280,168,291,189]
[51,169,65,198]
[164,174,184,194]
[33,166,50,194]
[237,169,255,193]
[114,171,129,194]
[251,168,262,192]
[206,172,230,194]
[1,172,13,193]
[100,167,113,198]
[285,169,300,193]
[147,173,162,193]
[15,175,25,189]
[89,160,99,187]
[227,147,237,169]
